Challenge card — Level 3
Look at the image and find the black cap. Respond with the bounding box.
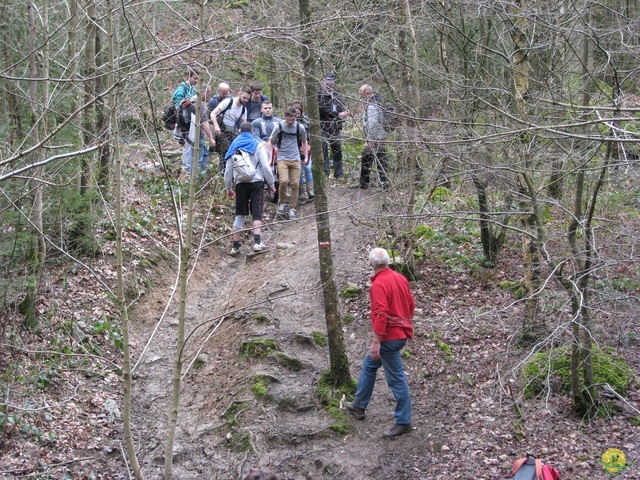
[323,73,336,81]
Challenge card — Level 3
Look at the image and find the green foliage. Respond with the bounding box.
[411,218,484,273]
[250,376,271,398]
[228,430,253,453]
[311,331,328,347]
[239,338,280,358]
[497,280,526,299]
[522,346,634,399]
[316,370,357,435]
[342,314,355,325]
[433,332,452,362]
[89,318,123,351]
[221,401,249,427]
[431,186,452,202]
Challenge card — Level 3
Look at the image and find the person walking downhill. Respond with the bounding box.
[171,68,199,145]
[224,122,276,256]
[358,84,389,189]
[347,247,415,438]
[268,107,308,220]
[210,86,250,173]
[290,101,314,204]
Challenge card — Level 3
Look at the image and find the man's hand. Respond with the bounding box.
[269,186,276,195]
[226,189,236,199]
[369,338,381,361]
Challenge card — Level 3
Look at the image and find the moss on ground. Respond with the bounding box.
[316,369,357,435]
[522,345,634,399]
[239,338,280,358]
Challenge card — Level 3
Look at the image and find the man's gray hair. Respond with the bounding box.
[369,247,391,267]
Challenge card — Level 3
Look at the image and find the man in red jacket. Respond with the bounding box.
[347,247,415,438]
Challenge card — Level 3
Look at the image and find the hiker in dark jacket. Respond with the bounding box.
[317,72,349,179]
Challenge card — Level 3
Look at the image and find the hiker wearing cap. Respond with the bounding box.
[317,73,349,180]
[358,84,389,189]
[346,247,415,439]
[224,122,276,257]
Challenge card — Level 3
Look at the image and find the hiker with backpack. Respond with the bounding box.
[346,247,415,439]
[224,122,276,256]
[358,84,390,190]
[290,101,314,204]
[206,82,231,114]
[178,87,216,177]
[171,68,200,145]
[268,107,308,220]
[210,86,250,173]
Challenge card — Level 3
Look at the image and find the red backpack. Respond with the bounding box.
[500,454,560,480]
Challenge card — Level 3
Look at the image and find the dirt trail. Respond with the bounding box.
[131,184,410,479]
[130,182,640,480]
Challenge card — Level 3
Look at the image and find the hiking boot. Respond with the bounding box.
[346,402,365,420]
[306,185,315,199]
[229,246,240,257]
[298,191,309,205]
[276,203,287,218]
[382,423,412,439]
[288,208,297,220]
[253,243,266,252]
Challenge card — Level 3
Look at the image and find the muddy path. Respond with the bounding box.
[130,184,414,479]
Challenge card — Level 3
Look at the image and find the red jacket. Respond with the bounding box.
[370,267,415,342]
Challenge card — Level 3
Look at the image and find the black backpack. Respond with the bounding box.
[177,102,195,131]
[162,105,177,130]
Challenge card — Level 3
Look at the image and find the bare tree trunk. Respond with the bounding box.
[510,0,543,343]
[22,0,47,329]
[299,0,351,387]
[164,2,206,477]
[81,0,97,194]
[106,0,142,475]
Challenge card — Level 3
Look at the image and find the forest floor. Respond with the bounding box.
[1,149,639,480]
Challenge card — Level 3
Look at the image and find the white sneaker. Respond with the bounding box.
[288,208,297,220]
[229,247,240,257]
[276,203,287,217]
[253,243,266,252]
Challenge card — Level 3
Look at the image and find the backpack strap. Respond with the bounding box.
[276,121,302,148]
[509,457,528,476]
[534,459,544,480]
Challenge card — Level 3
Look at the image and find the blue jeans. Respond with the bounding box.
[353,339,411,425]
[299,157,313,186]
[182,138,209,175]
[322,132,343,178]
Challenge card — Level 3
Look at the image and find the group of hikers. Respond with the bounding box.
[170,68,391,256]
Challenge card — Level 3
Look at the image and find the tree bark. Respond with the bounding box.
[299,0,351,387]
